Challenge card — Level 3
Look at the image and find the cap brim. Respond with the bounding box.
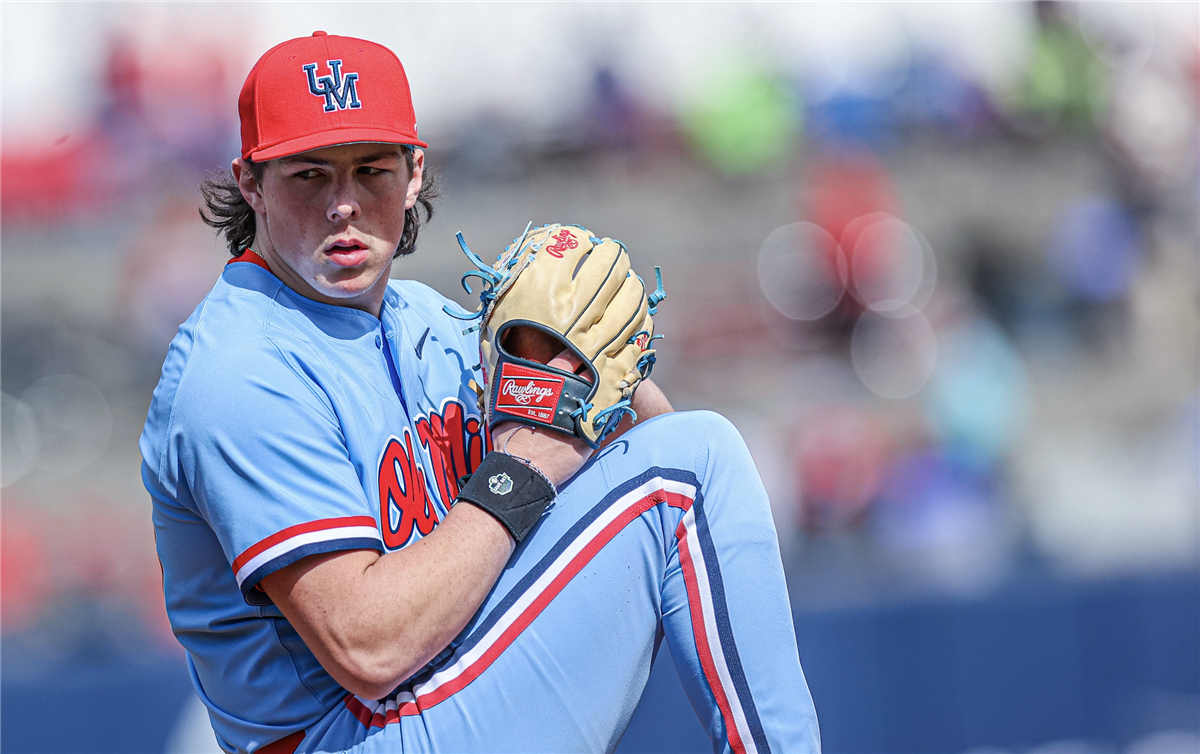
[248,127,428,161]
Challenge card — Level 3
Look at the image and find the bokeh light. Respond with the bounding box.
[757,222,847,321]
[846,214,938,314]
[1076,2,1158,75]
[21,375,113,475]
[850,307,938,399]
[1,393,40,487]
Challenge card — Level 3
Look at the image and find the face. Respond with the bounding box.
[234,142,423,315]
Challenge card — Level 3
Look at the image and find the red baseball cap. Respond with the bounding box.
[239,31,427,162]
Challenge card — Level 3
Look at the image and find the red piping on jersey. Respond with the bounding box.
[228,248,273,273]
[231,515,378,575]
[258,730,305,754]
[344,485,694,728]
[676,519,750,754]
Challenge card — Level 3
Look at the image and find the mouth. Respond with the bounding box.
[324,239,370,268]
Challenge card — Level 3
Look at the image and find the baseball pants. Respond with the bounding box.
[298,410,820,754]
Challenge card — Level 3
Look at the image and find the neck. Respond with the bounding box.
[251,234,389,318]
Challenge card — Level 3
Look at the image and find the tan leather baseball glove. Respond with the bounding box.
[451,223,665,448]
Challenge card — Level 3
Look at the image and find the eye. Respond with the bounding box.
[358,166,386,176]
[293,168,322,180]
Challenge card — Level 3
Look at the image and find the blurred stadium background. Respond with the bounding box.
[2,2,1197,753]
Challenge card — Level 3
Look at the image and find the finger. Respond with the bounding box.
[573,240,631,331]
[548,347,593,383]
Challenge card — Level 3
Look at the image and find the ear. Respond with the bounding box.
[231,158,267,215]
[403,149,424,211]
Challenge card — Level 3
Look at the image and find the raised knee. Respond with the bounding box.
[660,409,737,438]
[634,410,748,455]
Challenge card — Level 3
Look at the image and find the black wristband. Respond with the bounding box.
[455,452,555,543]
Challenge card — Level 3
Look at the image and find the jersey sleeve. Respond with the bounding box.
[152,340,383,605]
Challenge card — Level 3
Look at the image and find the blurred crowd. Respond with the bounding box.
[1,4,1197,748]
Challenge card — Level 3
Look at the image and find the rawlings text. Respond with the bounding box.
[544,229,579,258]
[496,363,564,424]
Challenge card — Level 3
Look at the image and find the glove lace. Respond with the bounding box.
[592,399,637,438]
[443,231,505,323]
[567,395,594,419]
[647,266,666,316]
[636,350,658,376]
[626,331,665,348]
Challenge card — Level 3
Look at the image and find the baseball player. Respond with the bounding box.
[141,31,819,754]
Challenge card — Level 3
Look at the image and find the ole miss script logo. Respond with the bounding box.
[495,362,565,425]
[377,399,489,549]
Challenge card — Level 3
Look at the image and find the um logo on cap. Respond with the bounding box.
[303,59,361,113]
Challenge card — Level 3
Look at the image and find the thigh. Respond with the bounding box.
[310,411,819,754]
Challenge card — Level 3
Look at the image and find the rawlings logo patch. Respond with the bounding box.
[495,363,564,424]
[502,380,558,404]
[544,229,578,258]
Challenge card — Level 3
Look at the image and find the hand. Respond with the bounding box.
[492,327,593,487]
[596,378,673,449]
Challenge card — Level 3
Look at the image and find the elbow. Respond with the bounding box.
[337,666,401,702]
[258,551,442,699]
[329,644,429,701]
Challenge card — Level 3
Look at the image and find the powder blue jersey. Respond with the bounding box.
[142,257,490,750]
[142,256,819,754]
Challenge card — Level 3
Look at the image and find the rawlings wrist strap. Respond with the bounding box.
[488,344,595,439]
[455,451,555,543]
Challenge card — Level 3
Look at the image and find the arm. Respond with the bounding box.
[260,503,511,699]
[631,378,672,418]
[597,378,674,448]
[260,349,592,700]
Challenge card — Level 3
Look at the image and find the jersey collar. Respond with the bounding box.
[227,248,273,273]
[226,247,396,325]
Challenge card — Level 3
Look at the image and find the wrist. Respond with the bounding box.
[492,422,591,488]
[499,426,558,491]
[455,451,556,543]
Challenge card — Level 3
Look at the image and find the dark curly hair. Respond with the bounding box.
[199,147,438,258]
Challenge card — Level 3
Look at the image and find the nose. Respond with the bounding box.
[327,179,360,223]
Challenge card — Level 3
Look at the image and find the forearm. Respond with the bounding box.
[632,378,672,419]
[262,503,512,699]
[597,379,674,448]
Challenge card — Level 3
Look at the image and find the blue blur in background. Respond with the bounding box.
[4,570,1196,753]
